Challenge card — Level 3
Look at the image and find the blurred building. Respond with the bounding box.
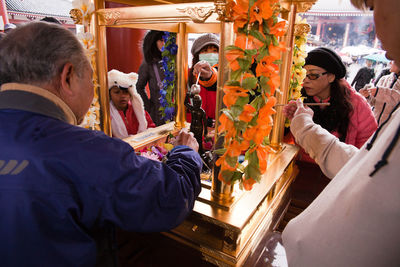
[301,0,376,49]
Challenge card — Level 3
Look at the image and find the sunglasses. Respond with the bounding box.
[306,72,328,80]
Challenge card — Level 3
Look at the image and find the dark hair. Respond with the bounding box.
[40,17,61,24]
[142,30,164,63]
[302,79,353,142]
[188,44,218,86]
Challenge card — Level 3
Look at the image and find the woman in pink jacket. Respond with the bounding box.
[287,47,377,202]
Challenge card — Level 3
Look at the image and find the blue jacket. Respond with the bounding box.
[0,84,202,266]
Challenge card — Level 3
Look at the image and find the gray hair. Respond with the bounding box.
[0,22,88,87]
[350,0,367,10]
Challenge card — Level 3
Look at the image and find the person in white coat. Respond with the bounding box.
[281,0,400,266]
[360,61,400,126]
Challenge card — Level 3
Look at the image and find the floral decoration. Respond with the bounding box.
[76,30,101,130]
[70,2,101,130]
[139,144,172,161]
[215,0,287,191]
[71,0,95,26]
[285,16,308,126]
[288,16,308,101]
[160,32,177,122]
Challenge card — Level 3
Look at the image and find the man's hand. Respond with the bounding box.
[173,129,199,152]
[359,87,377,98]
[193,61,213,80]
[283,99,314,120]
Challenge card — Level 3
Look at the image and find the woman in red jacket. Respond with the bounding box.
[188,33,219,127]
[285,47,377,203]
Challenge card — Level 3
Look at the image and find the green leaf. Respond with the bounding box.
[236,120,248,132]
[248,115,258,126]
[272,35,279,47]
[249,0,256,10]
[257,47,269,61]
[221,170,234,182]
[263,20,270,34]
[231,105,243,118]
[244,162,261,182]
[214,148,226,155]
[245,49,258,56]
[231,69,243,81]
[242,77,258,90]
[235,95,250,107]
[250,95,264,110]
[225,45,244,52]
[250,30,266,43]
[262,136,270,146]
[222,110,235,121]
[238,58,252,71]
[231,171,244,182]
[245,151,261,182]
[259,76,271,94]
[226,155,238,168]
[248,88,256,96]
[226,80,241,87]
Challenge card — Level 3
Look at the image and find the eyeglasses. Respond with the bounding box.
[305,72,328,80]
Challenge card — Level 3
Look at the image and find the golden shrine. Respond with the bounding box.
[71,0,317,265]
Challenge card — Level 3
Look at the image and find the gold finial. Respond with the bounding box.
[294,23,311,36]
[70,9,83,25]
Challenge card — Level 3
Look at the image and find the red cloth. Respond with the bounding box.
[199,87,216,120]
[186,67,217,122]
[117,102,155,135]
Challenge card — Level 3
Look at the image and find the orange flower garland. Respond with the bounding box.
[216,0,287,190]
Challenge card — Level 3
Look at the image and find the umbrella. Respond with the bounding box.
[363,53,390,63]
[340,55,353,64]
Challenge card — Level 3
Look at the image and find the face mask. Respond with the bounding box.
[199,53,219,66]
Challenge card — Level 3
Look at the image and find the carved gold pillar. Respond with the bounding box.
[211,1,236,203]
[94,0,111,136]
[270,0,317,148]
[270,4,297,148]
[175,22,188,129]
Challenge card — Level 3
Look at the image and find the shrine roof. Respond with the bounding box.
[6,0,72,18]
[306,0,373,16]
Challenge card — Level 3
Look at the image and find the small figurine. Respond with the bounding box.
[185,91,207,155]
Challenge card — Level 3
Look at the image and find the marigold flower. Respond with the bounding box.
[232,0,249,31]
[243,177,256,191]
[239,104,256,122]
[269,20,287,37]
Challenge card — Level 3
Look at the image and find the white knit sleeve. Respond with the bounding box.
[290,113,359,178]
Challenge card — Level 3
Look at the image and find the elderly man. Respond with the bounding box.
[0,22,201,266]
[281,0,400,266]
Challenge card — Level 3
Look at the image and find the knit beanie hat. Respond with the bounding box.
[191,33,219,56]
[305,47,346,79]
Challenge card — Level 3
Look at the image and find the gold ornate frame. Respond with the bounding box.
[92,1,229,138]
[87,1,318,266]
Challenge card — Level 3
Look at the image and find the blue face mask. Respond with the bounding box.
[199,53,219,66]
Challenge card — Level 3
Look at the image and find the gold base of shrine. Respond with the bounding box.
[164,143,299,266]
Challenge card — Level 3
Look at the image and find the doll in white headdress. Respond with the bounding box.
[108,69,155,139]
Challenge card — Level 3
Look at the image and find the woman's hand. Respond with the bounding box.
[193,61,213,80]
[173,129,199,152]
